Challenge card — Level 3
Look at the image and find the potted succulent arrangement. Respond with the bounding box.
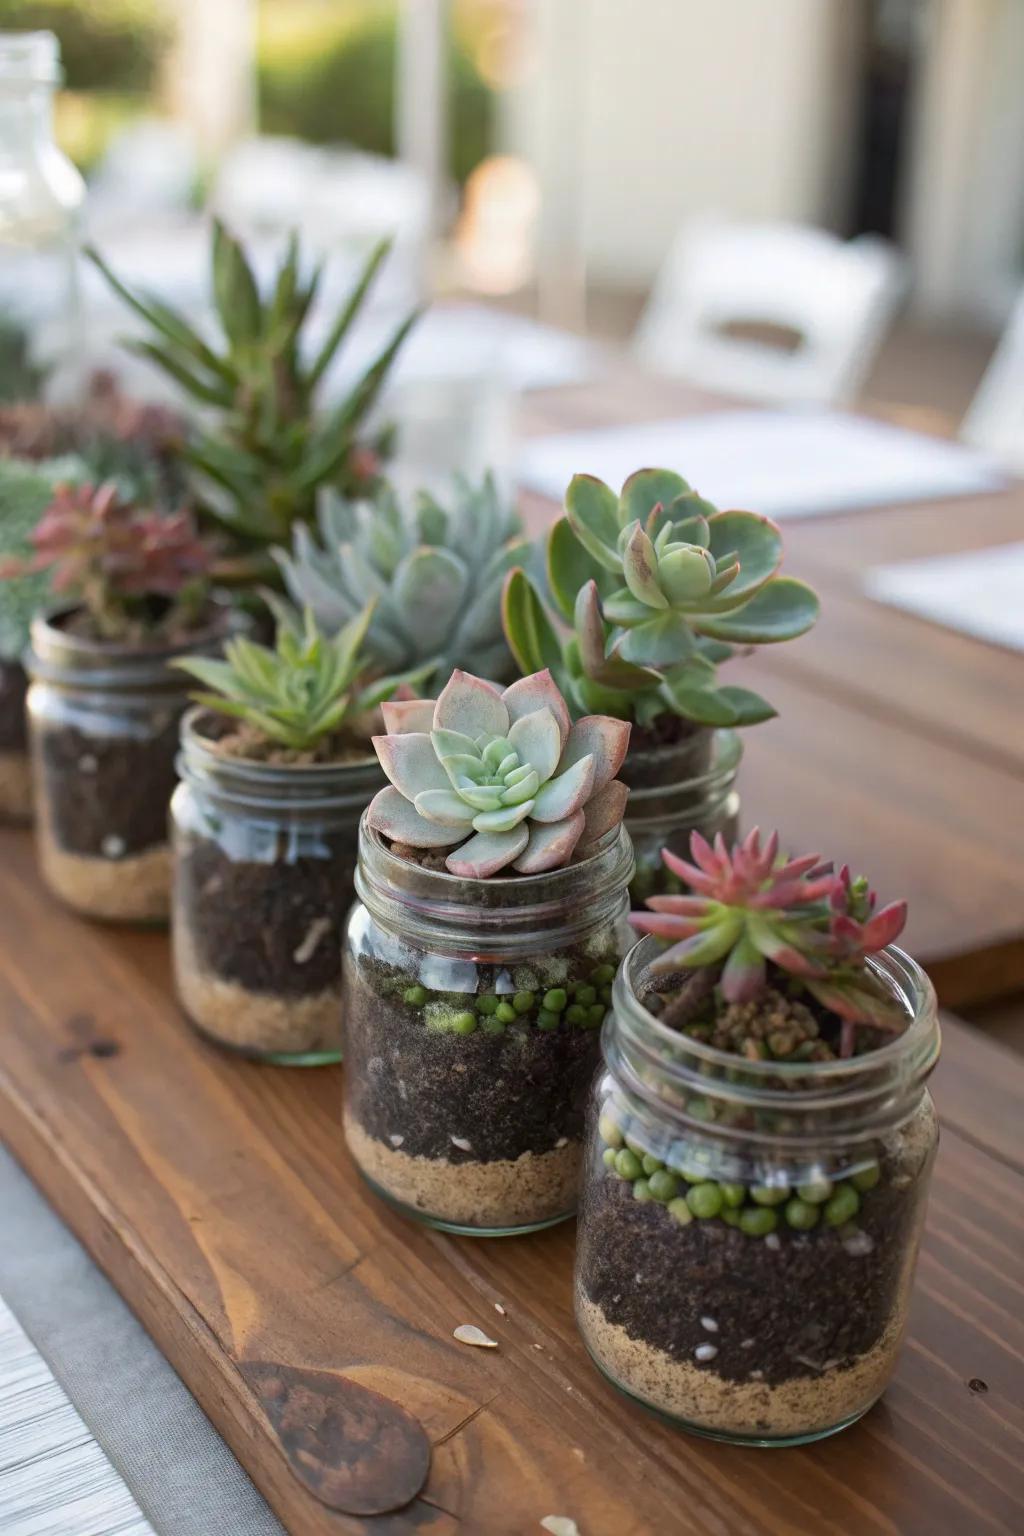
[341,666,635,1234]
[274,473,526,683]
[4,480,231,922]
[170,604,423,1065]
[575,829,940,1444]
[503,468,819,898]
[88,222,418,583]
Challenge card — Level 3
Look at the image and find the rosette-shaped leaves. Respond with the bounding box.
[630,828,908,1045]
[367,667,630,877]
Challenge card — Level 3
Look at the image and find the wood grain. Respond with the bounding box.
[1,828,1022,1536]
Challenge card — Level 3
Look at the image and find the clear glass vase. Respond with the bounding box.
[575,936,940,1445]
[171,710,385,1066]
[623,729,741,904]
[342,819,635,1235]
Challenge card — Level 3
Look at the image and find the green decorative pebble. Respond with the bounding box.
[641,1153,664,1175]
[479,1015,506,1035]
[600,985,613,1005]
[633,1178,654,1202]
[565,1004,587,1025]
[614,1148,643,1181]
[586,1004,606,1027]
[750,1184,790,1206]
[720,1183,746,1208]
[512,990,535,1014]
[667,1197,693,1226]
[686,1183,724,1220]
[647,1169,680,1202]
[681,1171,709,1185]
[402,985,427,1006]
[476,993,499,1015]
[495,1001,517,1024]
[590,964,615,985]
[796,1178,834,1204]
[785,1197,820,1231]
[575,984,597,1006]
[536,1010,560,1031]
[602,1146,618,1169]
[851,1162,881,1192]
[450,1011,478,1035]
[824,1183,861,1227]
[721,1207,742,1227]
[624,1136,646,1157]
[598,1113,624,1149]
[739,1206,779,1237]
[542,988,567,1012]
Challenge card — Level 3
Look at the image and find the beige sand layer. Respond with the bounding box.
[577,1291,906,1439]
[174,917,341,1058]
[0,750,32,823]
[344,1112,580,1229]
[37,815,170,923]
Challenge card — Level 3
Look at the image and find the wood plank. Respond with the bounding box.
[932,1014,1024,1175]
[1,829,1022,1536]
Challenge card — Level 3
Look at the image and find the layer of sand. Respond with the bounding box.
[344,1112,580,1230]
[174,918,342,1060]
[0,750,32,824]
[37,816,170,923]
[576,1291,907,1440]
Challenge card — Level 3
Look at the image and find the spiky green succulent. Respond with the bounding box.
[175,603,426,752]
[275,474,527,683]
[87,222,418,567]
[503,467,819,727]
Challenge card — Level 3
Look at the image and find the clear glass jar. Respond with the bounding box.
[171,710,384,1067]
[575,936,940,1445]
[26,605,236,924]
[623,729,741,905]
[342,819,635,1235]
[0,32,85,393]
[0,656,30,822]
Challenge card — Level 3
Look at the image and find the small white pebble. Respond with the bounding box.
[101,834,125,859]
[494,1303,506,1316]
[450,1135,473,1152]
[541,1519,581,1536]
[387,1134,404,1148]
[764,1232,781,1251]
[741,1338,755,1349]
[453,1325,497,1348]
[749,1370,764,1381]
[842,1229,875,1257]
[398,1079,408,1100]
[532,1343,544,1351]
[700,1316,719,1333]
[555,1136,568,1149]
[694,1343,718,1362]
[292,915,331,965]
[78,753,97,773]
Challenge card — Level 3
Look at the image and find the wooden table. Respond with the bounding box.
[520,380,1024,1007]
[0,828,1022,1536]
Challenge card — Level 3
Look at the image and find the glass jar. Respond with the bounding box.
[0,32,85,393]
[26,605,236,923]
[342,819,635,1235]
[0,656,30,822]
[171,710,385,1066]
[575,936,940,1445]
[623,729,741,904]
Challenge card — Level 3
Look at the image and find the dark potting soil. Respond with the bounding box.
[178,830,357,997]
[344,954,607,1162]
[0,661,27,753]
[576,1151,929,1388]
[39,714,181,857]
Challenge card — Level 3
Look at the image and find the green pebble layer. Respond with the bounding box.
[397,965,618,1033]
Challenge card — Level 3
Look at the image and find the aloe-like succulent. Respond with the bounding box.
[504,467,819,728]
[631,828,909,1046]
[87,222,417,562]
[175,603,423,752]
[275,474,526,682]
[367,667,630,877]
[0,480,213,641]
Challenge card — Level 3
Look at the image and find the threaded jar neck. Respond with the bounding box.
[27,602,240,696]
[622,728,741,824]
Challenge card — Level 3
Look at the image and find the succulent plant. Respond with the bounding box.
[503,467,819,728]
[87,222,418,563]
[0,456,89,659]
[275,474,526,682]
[175,603,424,753]
[631,828,909,1047]
[0,481,213,641]
[367,667,630,877]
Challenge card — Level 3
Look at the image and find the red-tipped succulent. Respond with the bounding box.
[631,828,909,1049]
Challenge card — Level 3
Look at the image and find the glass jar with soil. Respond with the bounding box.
[575,937,939,1445]
[622,726,741,905]
[342,819,635,1235]
[26,604,237,923]
[172,709,385,1066]
[0,658,31,822]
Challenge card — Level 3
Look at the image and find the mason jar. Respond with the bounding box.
[623,729,741,904]
[0,657,31,822]
[575,935,940,1445]
[172,709,384,1066]
[26,605,236,923]
[342,819,635,1235]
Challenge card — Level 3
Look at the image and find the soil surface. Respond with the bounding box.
[38,713,181,857]
[177,829,358,998]
[628,714,704,755]
[344,953,612,1162]
[576,1142,929,1388]
[0,661,27,753]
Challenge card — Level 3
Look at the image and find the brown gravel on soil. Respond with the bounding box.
[344,1112,580,1229]
[174,917,341,1058]
[0,751,32,822]
[37,813,170,922]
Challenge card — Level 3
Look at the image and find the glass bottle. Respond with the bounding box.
[623,729,741,904]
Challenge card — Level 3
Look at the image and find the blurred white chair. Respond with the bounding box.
[633,217,906,406]
[960,289,1024,474]
[86,120,200,232]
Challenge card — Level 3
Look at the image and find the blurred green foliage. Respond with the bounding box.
[0,0,167,93]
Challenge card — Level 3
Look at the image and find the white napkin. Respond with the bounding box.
[865,542,1024,652]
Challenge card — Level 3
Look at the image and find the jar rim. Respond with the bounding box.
[0,31,60,85]
[622,729,741,817]
[27,599,239,690]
